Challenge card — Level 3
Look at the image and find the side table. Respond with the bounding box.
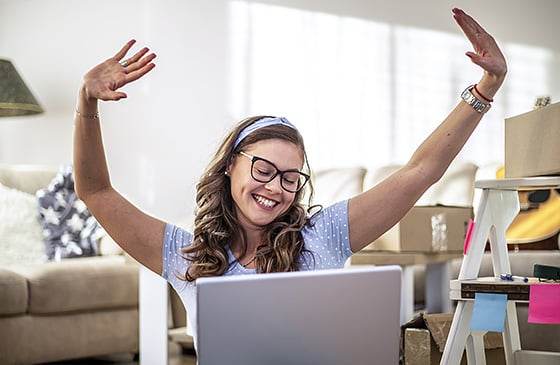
[139,266,169,364]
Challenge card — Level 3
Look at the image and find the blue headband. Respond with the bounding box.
[233,117,297,149]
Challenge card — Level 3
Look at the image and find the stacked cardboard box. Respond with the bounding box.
[364,206,473,253]
[505,102,560,178]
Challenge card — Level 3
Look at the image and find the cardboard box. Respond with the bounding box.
[401,313,505,365]
[505,102,560,178]
[364,205,473,252]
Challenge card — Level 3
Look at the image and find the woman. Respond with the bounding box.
[73,8,506,346]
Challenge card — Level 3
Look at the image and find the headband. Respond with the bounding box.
[233,117,297,149]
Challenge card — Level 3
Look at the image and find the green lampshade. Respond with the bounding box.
[0,59,44,117]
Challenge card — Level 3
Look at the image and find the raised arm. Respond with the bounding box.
[73,40,165,274]
[348,8,507,252]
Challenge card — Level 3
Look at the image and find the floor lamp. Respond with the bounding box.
[0,59,44,117]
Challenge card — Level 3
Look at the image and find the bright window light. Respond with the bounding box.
[228,2,553,170]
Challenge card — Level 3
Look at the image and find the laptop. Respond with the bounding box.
[196,265,402,365]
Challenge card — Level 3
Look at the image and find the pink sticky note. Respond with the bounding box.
[528,283,560,324]
[463,219,475,255]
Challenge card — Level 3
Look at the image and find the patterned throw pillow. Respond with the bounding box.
[37,165,104,261]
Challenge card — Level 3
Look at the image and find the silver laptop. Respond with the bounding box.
[196,265,402,365]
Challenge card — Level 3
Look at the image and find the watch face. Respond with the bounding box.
[472,99,484,112]
[461,86,490,113]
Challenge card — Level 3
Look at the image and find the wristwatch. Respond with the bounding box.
[461,85,491,114]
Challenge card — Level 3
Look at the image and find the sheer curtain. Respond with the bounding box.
[228,2,553,170]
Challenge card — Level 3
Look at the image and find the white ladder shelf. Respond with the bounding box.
[440,176,560,365]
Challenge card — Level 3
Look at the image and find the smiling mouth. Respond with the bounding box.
[253,194,278,209]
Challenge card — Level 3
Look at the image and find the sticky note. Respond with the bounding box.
[470,293,508,332]
[463,219,475,255]
[528,283,560,324]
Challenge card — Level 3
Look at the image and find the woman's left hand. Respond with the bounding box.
[453,8,507,85]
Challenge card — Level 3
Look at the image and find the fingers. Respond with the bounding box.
[452,8,507,80]
[452,8,487,46]
[122,48,155,73]
[114,39,137,60]
[111,40,157,89]
[125,56,157,83]
[465,51,486,69]
[100,90,128,102]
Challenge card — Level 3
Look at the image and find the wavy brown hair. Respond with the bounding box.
[181,116,316,282]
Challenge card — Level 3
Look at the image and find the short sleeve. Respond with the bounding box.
[162,223,193,284]
[161,224,198,343]
[301,200,353,269]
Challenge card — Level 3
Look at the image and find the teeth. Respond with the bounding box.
[254,195,276,208]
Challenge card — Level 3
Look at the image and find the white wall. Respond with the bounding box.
[1,0,559,221]
[0,0,233,222]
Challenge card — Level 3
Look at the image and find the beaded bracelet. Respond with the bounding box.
[473,84,494,103]
[75,109,99,120]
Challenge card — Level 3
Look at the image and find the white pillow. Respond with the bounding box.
[0,183,46,267]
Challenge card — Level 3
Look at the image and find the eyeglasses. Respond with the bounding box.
[238,151,310,193]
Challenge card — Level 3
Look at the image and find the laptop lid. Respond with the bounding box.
[196,265,401,365]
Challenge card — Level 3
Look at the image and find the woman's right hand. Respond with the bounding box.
[81,39,156,102]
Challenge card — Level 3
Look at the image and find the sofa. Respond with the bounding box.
[0,165,140,365]
[311,160,560,353]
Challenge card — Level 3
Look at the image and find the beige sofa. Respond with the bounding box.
[311,160,560,352]
[0,165,139,365]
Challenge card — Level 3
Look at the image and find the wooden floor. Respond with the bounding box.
[42,343,197,365]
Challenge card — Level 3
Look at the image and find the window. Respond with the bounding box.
[228,2,553,170]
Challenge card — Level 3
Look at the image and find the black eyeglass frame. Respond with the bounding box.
[238,151,310,193]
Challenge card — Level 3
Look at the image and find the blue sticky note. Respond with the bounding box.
[470,293,508,332]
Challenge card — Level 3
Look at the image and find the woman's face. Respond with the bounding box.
[228,139,304,231]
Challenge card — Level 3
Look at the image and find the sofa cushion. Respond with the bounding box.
[12,256,138,314]
[99,234,124,256]
[363,161,478,207]
[0,308,139,365]
[0,164,58,195]
[417,162,478,207]
[362,164,401,190]
[0,268,28,315]
[311,167,367,206]
[0,182,45,267]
